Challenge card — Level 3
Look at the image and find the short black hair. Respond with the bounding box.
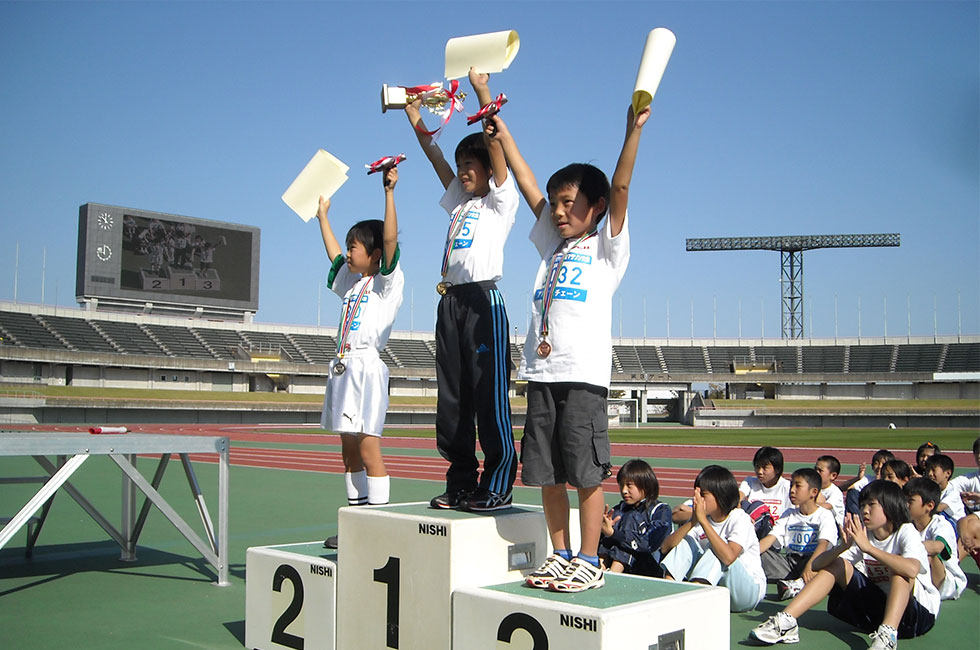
[816,455,841,475]
[883,459,913,482]
[925,454,955,474]
[545,163,611,220]
[454,133,491,174]
[903,477,941,510]
[871,449,895,466]
[791,467,822,493]
[694,465,740,515]
[345,219,384,254]
[753,446,784,475]
[916,441,941,458]
[617,459,659,501]
[859,480,910,528]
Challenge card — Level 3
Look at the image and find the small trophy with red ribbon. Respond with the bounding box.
[380,82,467,114]
[365,154,406,175]
[466,93,508,125]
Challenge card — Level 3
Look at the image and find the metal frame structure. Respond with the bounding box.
[686,233,900,338]
[0,432,230,586]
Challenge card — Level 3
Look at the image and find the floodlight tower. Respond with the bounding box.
[685,233,900,338]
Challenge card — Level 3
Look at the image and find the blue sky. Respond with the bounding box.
[1,1,977,339]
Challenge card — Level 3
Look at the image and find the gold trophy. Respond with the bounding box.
[380,82,467,113]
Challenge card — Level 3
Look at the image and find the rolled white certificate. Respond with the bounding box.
[445,29,520,80]
[281,149,350,222]
[632,27,676,114]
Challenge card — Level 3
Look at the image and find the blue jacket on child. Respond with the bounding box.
[598,499,673,576]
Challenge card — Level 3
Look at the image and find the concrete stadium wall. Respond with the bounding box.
[775,382,978,400]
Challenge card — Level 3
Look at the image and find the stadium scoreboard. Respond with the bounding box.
[76,202,260,315]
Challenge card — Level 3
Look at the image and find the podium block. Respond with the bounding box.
[168,268,198,291]
[336,503,549,650]
[453,573,729,649]
[245,542,338,650]
[195,268,221,291]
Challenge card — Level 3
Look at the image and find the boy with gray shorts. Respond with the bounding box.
[486,102,651,592]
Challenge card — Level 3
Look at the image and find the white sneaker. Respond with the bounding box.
[868,624,898,650]
[549,557,605,593]
[777,578,804,601]
[525,554,571,589]
[749,612,800,644]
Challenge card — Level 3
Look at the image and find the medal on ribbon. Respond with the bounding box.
[437,202,472,295]
[537,230,597,358]
[466,94,508,125]
[334,276,373,375]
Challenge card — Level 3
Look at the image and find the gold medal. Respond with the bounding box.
[333,361,346,375]
[536,340,552,358]
[436,281,449,295]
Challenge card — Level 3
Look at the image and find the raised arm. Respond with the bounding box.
[485,114,546,219]
[382,166,399,267]
[404,100,455,189]
[607,105,651,237]
[468,68,507,186]
[316,196,343,262]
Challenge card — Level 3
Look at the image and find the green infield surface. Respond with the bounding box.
[1,437,977,649]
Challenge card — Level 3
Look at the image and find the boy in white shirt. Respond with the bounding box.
[760,468,839,601]
[948,436,980,515]
[487,101,651,592]
[904,477,967,600]
[815,454,845,528]
[841,449,894,517]
[925,454,965,522]
[739,446,791,521]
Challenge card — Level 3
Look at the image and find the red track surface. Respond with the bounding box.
[18,423,973,499]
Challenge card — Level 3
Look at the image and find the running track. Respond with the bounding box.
[15,424,973,499]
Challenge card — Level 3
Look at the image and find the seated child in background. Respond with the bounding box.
[925,454,965,523]
[739,446,792,522]
[949,436,980,515]
[598,459,672,576]
[912,441,940,478]
[958,512,980,570]
[750,480,939,649]
[882,459,913,487]
[842,449,895,516]
[660,465,767,612]
[814,454,845,528]
[759,468,839,601]
[903,477,967,600]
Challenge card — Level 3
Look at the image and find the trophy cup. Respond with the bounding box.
[380,82,467,113]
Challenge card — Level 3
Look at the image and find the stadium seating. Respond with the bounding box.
[0,311,66,350]
[40,315,118,354]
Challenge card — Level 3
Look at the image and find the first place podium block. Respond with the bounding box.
[453,573,730,649]
[337,502,549,650]
[245,542,338,650]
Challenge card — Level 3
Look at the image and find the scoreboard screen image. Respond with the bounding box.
[76,202,260,312]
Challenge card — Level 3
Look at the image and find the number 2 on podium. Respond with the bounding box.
[373,556,400,648]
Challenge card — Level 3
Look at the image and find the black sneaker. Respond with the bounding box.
[323,535,338,549]
[459,489,513,512]
[429,487,475,509]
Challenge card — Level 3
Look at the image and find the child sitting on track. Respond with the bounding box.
[598,459,672,576]
[842,449,894,516]
[740,446,792,521]
[882,459,914,487]
[903,477,967,600]
[660,465,767,612]
[751,480,939,649]
[316,166,404,547]
[814,454,845,528]
[759,468,839,601]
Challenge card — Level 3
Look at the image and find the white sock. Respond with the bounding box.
[345,470,368,505]
[367,475,390,505]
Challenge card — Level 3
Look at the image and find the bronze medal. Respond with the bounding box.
[333,361,346,375]
[536,340,552,358]
[436,281,449,295]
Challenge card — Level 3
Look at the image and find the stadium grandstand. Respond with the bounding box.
[1,300,977,427]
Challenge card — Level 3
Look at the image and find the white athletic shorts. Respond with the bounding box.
[320,349,389,436]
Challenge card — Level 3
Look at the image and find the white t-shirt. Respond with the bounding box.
[739,476,792,521]
[821,484,845,527]
[939,481,966,521]
[769,506,839,554]
[518,212,629,388]
[438,174,518,284]
[950,471,980,514]
[688,508,767,596]
[839,522,940,616]
[851,475,872,492]
[329,256,405,354]
[920,515,967,600]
